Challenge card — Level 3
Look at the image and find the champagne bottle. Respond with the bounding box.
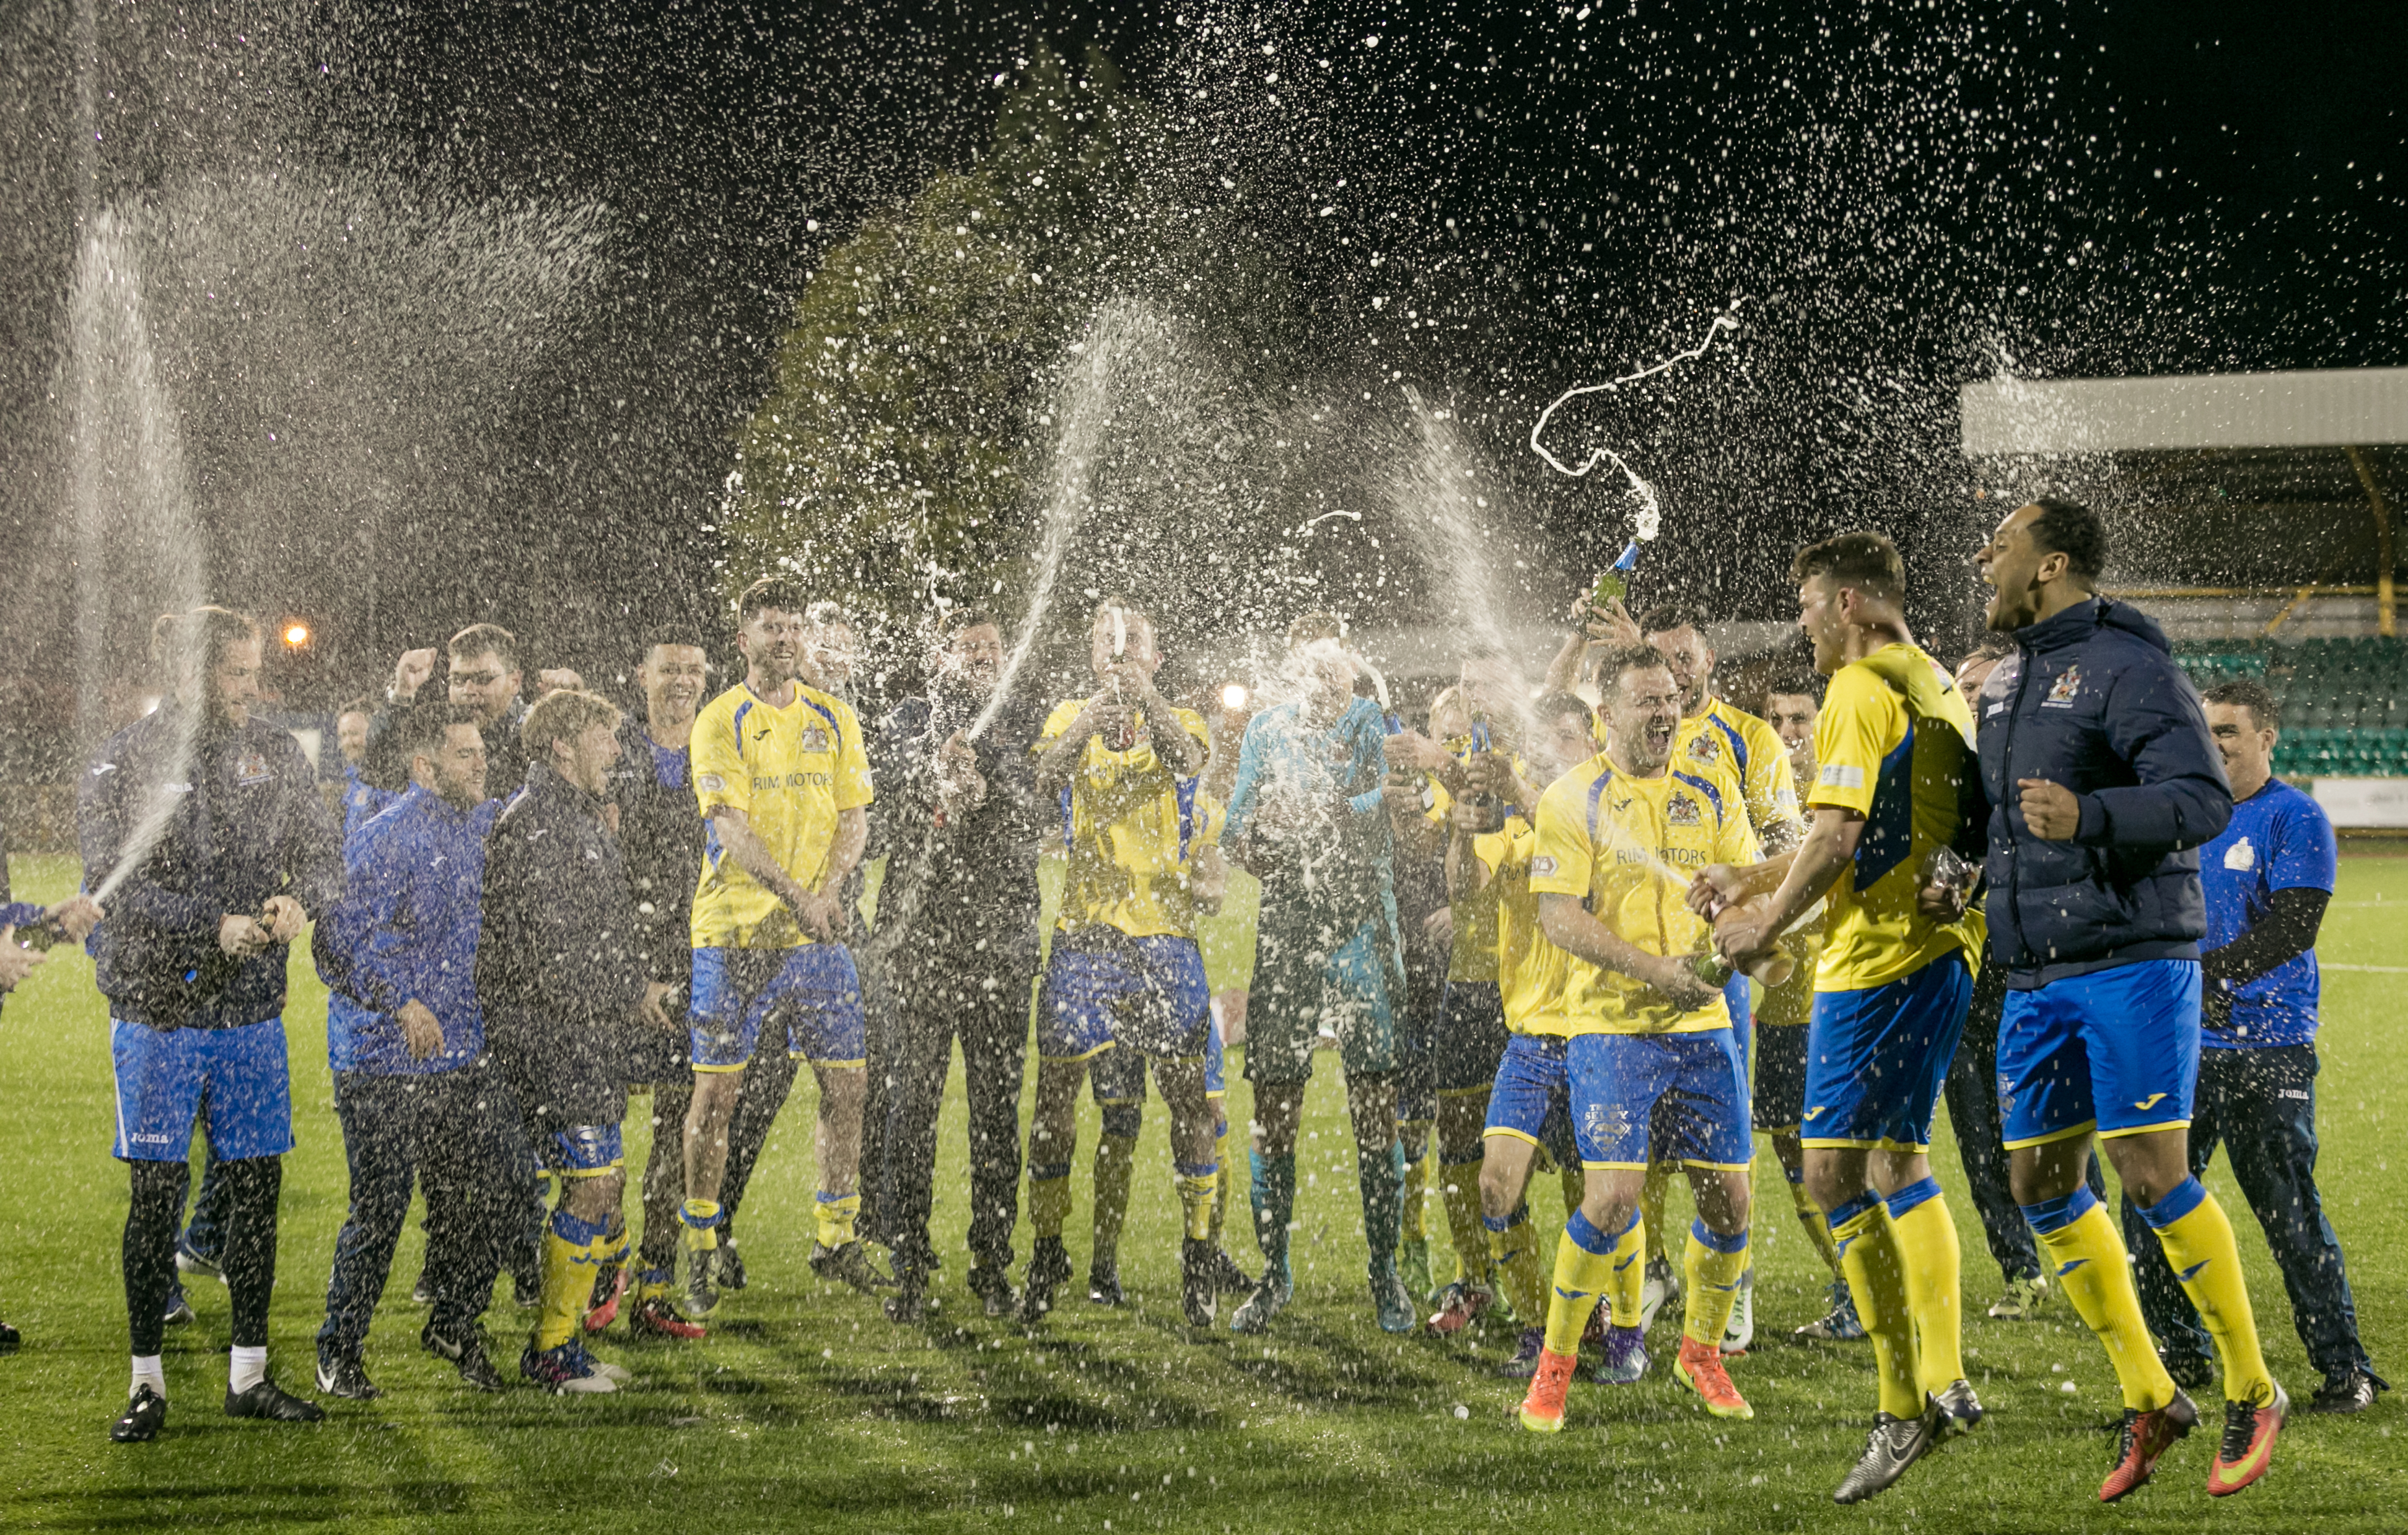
[1589,540,1643,615]
[1465,711,1505,834]
[12,917,67,951]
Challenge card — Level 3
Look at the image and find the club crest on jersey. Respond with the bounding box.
[234,751,272,786]
[2044,664,2084,707]
[799,726,831,753]
[1666,793,1701,826]
[2223,836,2256,872]
[1688,733,1722,766]
[1531,854,1559,878]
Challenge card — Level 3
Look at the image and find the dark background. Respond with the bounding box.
[0,0,2400,766]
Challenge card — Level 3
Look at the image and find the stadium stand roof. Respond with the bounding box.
[1959,367,2406,639]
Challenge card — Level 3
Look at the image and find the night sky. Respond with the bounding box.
[0,0,2400,766]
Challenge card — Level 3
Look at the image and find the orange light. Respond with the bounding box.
[283,623,311,648]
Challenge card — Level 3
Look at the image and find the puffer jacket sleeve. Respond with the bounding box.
[2070,658,2233,852]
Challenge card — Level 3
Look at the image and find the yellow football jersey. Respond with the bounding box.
[1529,753,1760,1035]
[1425,753,1533,984]
[1037,698,1215,940]
[1476,824,1574,1037]
[1807,642,1986,992]
[1593,697,1803,854]
[690,681,874,949]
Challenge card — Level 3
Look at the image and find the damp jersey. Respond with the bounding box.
[1595,697,1804,855]
[688,680,874,950]
[1036,697,1216,941]
[1806,642,1986,992]
[1528,751,1759,1036]
[1425,750,1533,983]
[1476,823,1574,1037]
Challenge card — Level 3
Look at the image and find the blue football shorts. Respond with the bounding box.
[1802,951,1974,1153]
[1997,958,2201,1150]
[1482,1032,1578,1168]
[1039,930,1211,1063]
[541,1121,626,1178]
[689,943,867,1072]
[1568,1028,1753,1172]
[111,1015,294,1163]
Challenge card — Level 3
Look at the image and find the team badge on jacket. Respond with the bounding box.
[2044,664,2084,707]
[234,751,272,786]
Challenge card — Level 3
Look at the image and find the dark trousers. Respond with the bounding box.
[722,1044,801,1233]
[318,1064,515,1353]
[127,1155,279,1357]
[880,916,1033,1277]
[180,1137,231,1263]
[2122,1043,2375,1381]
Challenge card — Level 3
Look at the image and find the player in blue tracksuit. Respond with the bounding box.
[310,702,516,1397]
[1974,498,2283,1501]
[80,606,343,1443]
[2120,679,2386,1416]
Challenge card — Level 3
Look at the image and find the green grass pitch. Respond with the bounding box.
[1,850,2401,1532]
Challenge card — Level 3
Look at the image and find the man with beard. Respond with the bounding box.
[366,625,532,798]
[84,606,342,1441]
[871,608,1044,1320]
[1223,622,1417,1335]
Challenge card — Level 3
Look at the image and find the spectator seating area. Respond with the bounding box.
[2174,636,2408,778]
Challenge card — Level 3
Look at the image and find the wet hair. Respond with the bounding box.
[1635,602,1713,641]
[1533,690,1595,729]
[520,688,621,759]
[1424,684,1463,730]
[449,623,519,672]
[1595,643,1674,699]
[1287,611,1344,648]
[805,600,852,631]
[639,624,707,661]
[737,575,810,624]
[2025,497,2109,584]
[1959,634,2018,668]
[1790,530,1906,599]
[335,694,375,722]
[2204,678,2281,732]
[399,701,484,768]
[936,606,997,639]
[1759,673,1824,709]
[150,606,260,707]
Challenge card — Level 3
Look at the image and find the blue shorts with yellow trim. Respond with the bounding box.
[1039,931,1211,1062]
[1802,951,1972,1153]
[1435,980,1510,1096]
[689,944,867,1071]
[110,1016,294,1163]
[1482,1033,1577,1166]
[1569,1028,1753,1171]
[1997,958,2200,1151]
[541,1122,625,1178]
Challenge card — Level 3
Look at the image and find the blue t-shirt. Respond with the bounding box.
[2200,777,2336,1049]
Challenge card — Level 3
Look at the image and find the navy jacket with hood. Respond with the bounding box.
[1974,596,2232,987]
[77,706,343,1028]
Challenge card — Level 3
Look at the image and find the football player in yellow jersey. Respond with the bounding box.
[1423,692,1594,1358]
[1514,645,1761,1433]
[1631,603,1808,1347]
[1753,674,1868,1344]
[1702,532,1986,1503]
[1025,601,1225,1328]
[677,578,885,1318]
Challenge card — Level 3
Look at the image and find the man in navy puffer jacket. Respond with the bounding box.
[1972,497,2283,1502]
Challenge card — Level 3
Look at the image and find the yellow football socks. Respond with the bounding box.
[1440,1158,1490,1285]
[814,1191,860,1250]
[679,1197,722,1256]
[538,1207,617,1352]
[1093,1132,1139,1263]
[2024,1184,2176,1412]
[1830,1192,1921,1420]
[1486,1205,1549,1325]
[2139,1176,2275,1407]
[1788,1165,1843,1276]
[1682,1219,1751,1349]
[1885,1177,1965,1394]
[1028,1161,1073,1242]
[1543,1210,1623,1357]
[1175,1161,1218,1242]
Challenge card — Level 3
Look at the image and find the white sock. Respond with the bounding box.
[229,1344,267,1394]
[131,1354,166,1401]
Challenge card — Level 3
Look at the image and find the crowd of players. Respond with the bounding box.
[0,497,2384,1505]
